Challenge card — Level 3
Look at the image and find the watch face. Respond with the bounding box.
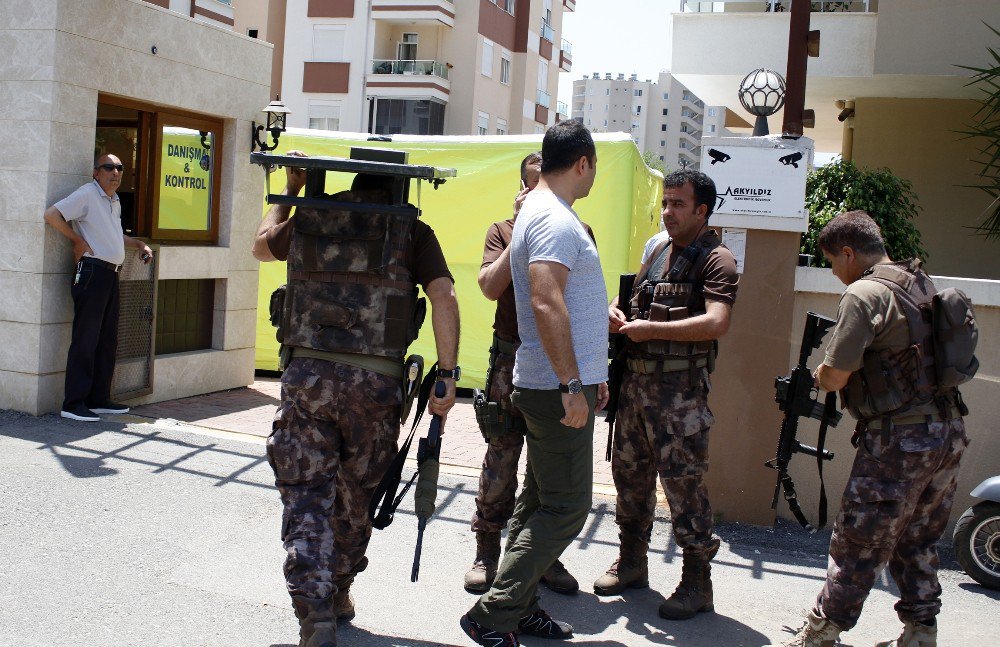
[568,379,583,394]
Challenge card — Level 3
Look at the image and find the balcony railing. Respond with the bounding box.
[557,101,568,116]
[540,19,554,42]
[680,0,872,12]
[370,59,449,80]
[537,89,551,109]
[561,39,573,56]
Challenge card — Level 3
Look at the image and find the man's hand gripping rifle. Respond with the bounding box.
[767,312,842,532]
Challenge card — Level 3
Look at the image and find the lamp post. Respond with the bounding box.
[251,97,290,152]
[738,68,786,137]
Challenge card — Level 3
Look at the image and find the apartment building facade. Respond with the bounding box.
[572,71,727,170]
[266,0,575,137]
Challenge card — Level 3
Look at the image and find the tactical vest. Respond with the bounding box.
[626,231,721,368]
[281,196,425,360]
[841,260,951,422]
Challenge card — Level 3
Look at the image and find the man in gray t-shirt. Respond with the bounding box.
[462,120,609,647]
[43,153,152,422]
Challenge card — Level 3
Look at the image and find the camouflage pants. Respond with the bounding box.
[816,418,968,630]
[267,357,403,600]
[471,352,527,533]
[612,367,716,555]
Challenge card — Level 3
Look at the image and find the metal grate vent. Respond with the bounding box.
[112,247,158,401]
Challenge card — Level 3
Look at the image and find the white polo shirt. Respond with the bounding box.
[53,180,126,265]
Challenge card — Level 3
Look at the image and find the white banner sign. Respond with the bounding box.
[702,141,809,219]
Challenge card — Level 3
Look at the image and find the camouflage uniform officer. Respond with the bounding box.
[777,211,968,647]
[597,170,738,622]
[465,153,583,595]
[253,153,459,647]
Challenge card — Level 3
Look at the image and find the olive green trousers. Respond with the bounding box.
[468,385,596,632]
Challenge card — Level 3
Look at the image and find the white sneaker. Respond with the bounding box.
[60,407,100,422]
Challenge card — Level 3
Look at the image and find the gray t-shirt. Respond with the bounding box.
[53,180,126,265]
[510,190,609,389]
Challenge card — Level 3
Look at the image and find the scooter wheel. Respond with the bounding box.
[953,501,1000,590]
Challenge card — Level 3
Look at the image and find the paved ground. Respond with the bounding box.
[132,379,617,494]
[1,409,997,647]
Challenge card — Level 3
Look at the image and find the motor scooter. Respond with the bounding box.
[953,476,1000,590]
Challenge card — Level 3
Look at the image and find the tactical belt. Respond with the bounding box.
[289,346,403,379]
[494,334,518,357]
[865,405,963,430]
[288,270,412,291]
[626,357,708,375]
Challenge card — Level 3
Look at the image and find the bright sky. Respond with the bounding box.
[557,1,676,106]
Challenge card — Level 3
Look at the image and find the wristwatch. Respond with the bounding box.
[437,366,462,380]
[558,378,584,395]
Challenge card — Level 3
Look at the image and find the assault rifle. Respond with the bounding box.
[411,380,447,582]
[766,312,841,532]
[605,273,636,461]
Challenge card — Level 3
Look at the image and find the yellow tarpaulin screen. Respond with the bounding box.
[254,130,663,388]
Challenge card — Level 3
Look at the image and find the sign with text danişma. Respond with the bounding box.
[159,127,213,231]
[701,139,810,219]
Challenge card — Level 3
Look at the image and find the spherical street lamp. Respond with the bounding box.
[738,68,786,137]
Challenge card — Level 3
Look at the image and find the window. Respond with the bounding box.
[636,105,642,115]
[659,156,665,161]
[604,105,608,112]
[247,29,258,39]
[313,25,346,61]
[660,140,665,147]
[588,103,592,110]
[535,125,544,134]
[680,140,687,149]
[708,107,718,117]
[681,123,688,133]
[308,102,341,131]
[709,124,716,133]
[605,88,610,95]
[661,124,667,131]
[481,38,494,77]
[372,98,446,136]
[588,87,593,95]
[662,108,668,116]
[663,92,668,100]
[537,60,548,92]
[502,0,515,14]
[634,89,643,97]
[478,111,489,136]
[500,52,511,84]
[398,32,418,61]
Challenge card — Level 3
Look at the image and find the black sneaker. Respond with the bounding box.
[460,613,519,647]
[60,405,100,422]
[517,609,573,639]
[88,401,130,414]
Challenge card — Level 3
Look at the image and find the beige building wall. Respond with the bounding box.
[233,0,287,97]
[850,97,999,280]
[788,268,1000,528]
[0,0,271,414]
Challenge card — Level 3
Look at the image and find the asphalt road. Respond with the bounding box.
[1,410,996,646]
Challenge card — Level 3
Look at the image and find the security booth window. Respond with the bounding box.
[151,114,222,242]
[96,95,224,245]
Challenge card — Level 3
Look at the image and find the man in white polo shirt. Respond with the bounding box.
[43,153,152,421]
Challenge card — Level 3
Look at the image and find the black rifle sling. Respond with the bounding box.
[369,363,438,530]
[779,471,814,531]
[815,391,837,529]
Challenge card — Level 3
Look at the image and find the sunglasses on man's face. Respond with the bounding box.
[97,163,124,172]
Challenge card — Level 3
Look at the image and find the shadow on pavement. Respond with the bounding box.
[957,581,1000,599]
[536,589,770,647]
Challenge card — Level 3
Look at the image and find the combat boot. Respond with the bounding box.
[540,559,579,595]
[768,610,842,647]
[875,620,937,647]
[658,537,720,621]
[464,530,501,593]
[594,534,649,595]
[291,594,337,647]
[333,588,354,624]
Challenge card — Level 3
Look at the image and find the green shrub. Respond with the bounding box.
[801,159,927,267]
